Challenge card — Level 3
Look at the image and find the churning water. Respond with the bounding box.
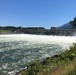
[0,34,76,75]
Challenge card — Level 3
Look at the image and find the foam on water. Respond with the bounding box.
[0,34,76,43]
[0,34,76,75]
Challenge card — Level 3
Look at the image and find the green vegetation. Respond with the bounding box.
[68,66,76,75]
[21,60,41,75]
[0,26,22,34]
[19,43,76,75]
[73,17,76,26]
[0,29,12,34]
[69,17,76,28]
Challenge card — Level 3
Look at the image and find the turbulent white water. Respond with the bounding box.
[0,34,76,75]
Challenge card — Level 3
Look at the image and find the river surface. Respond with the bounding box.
[0,34,76,75]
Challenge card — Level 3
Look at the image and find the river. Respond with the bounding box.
[0,34,76,75]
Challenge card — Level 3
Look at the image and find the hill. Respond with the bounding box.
[57,17,76,29]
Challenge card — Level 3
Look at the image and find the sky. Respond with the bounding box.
[0,0,76,29]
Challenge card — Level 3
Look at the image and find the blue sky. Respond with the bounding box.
[0,0,76,29]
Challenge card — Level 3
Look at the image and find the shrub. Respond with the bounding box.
[26,60,41,75]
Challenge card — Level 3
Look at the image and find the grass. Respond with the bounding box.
[19,43,76,75]
[68,65,76,75]
[0,29,12,34]
[51,57,76,75]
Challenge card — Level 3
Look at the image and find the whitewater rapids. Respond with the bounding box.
[0,34,76,75]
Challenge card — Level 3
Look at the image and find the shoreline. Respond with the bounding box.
[14,43,76,75]
[14,54,60,75]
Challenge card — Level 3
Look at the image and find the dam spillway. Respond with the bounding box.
[0,34,76,75]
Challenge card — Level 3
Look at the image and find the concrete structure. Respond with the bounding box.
[50,29,76,36]
[23,27,76,36]
[18,27,76,36]
[0,26,76,36]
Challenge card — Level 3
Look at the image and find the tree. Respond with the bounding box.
[73,17,76,26]
[70,17,76,29]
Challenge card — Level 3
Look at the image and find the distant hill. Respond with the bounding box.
[57,17,76,29]
[57,23,73,29]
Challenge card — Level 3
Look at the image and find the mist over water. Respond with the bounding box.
[0,34,76,75]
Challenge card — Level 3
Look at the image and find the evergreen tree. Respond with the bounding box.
[73,17,76,26]
[70,17,76,28]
